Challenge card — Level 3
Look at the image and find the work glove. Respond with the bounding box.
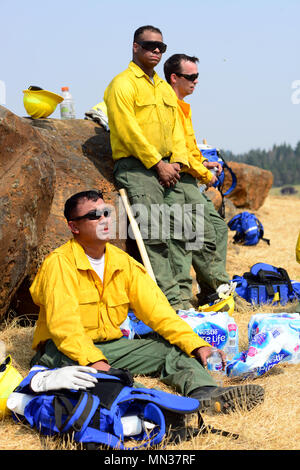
[30,366,98,392]
[216,282,237,298]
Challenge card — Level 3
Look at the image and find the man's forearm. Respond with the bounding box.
[89,360,111,371]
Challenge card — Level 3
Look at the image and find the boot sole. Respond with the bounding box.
[199,384,265,414]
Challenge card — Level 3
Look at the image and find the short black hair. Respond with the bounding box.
[133,25,162,43]
[164,54,199,84]
[64,190,104,221]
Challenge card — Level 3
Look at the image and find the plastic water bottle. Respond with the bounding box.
[6,392,35,415]
[225,316,239,360]
[207,347,223,372]
[198,167,218,193]
[121,414,156,436]
[60,86,76,119]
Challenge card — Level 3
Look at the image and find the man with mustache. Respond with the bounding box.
[30,189,264,414]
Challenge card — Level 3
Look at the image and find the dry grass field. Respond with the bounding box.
[0,193,300,451]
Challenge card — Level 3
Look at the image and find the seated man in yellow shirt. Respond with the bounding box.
[164,54,232,305]
[29,189,264,414]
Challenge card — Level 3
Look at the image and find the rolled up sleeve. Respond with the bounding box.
[127,261,211,356]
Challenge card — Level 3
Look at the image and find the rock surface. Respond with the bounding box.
[26,115,124,259]
[222,161,274,210]
[0,106,55,317]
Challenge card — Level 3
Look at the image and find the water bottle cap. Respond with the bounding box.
[61,87,69,91]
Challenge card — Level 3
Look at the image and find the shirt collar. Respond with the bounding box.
[177,98,191,117]
[71,239,125,281]
[128,61,163,85]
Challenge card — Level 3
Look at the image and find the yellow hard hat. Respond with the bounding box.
[0,355,23,417]
[198,294,235,316]
[23,86,63,119]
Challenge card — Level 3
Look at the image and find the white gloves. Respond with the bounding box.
[30,366,98,393]
[216,282,237,298]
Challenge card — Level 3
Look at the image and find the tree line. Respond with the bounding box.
[222,141,300,187]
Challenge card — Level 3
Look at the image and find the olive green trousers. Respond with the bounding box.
[114,157,193,309]
[30,335,217,396]
[180,174,230,297]
[114,158,230,307]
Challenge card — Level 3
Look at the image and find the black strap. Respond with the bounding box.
[90,368,134,409]
[277,268,294,293]
[92,379,125,410]
[233,232,245,244]
[101,368,134,386]
[256,220,270,245]
[257,269,291,284]
[54,391,94,433]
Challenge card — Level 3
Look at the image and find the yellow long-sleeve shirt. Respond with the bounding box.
[104,61,189,169]
[30,239,209,366]
[296,231,300,264]
[177,99,212,184]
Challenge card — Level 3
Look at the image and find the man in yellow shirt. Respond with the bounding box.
[295,231,300,312]
[164,54,232,305]
[104,26,194,310]
[29,190,264,414]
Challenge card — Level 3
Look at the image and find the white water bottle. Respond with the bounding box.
[121,414,156,436]
[60,86,76,119]
[198,167,218,193]
[6,392,35,415]
[207,347,222,371]
[225,316,239,360]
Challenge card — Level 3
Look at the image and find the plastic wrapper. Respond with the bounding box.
[227,313,300,379]
[120,310,239,373]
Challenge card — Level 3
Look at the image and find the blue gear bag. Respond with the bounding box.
[228,211,270,246]
[232,263,300,306]
[200,148,237,196]
[11,366,236,449]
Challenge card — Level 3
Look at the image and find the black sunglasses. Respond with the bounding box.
[70,208,112,221]
[136,40,167,54]
[176,72,199,82]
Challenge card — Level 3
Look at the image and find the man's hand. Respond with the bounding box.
[203,161,222,176]
[90,360,111,372]
[206,174,218,187]
[155,160,181,188]
[192,346,227,371]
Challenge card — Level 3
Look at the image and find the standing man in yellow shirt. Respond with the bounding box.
[29,189,264,414]
[104,26,194,311]
[295,230,300,313]
[164,54,233,305]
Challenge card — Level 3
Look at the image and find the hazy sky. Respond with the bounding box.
[1,0,299,154]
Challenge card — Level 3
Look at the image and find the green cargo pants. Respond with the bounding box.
[114,157,193,309]
[177,173,230,300]
[30,335,217,396]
